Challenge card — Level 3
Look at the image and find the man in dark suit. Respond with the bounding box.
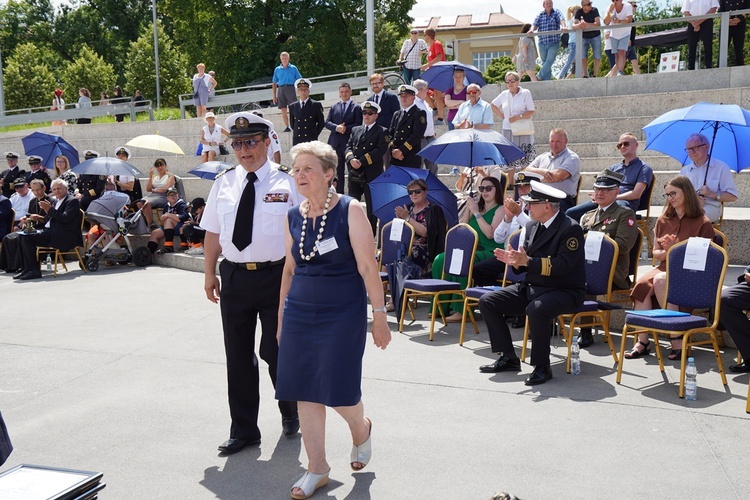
[288,78,325,146]
[15,178,82,280]
[388,84,427,170]
[478,181,586,385]
[367,73,399,169]
[326,82,363,194]
[0,152,27,198]
[1,179,51,273]
[345,101,387,234]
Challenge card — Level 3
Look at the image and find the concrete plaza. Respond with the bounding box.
[1,264,749,499]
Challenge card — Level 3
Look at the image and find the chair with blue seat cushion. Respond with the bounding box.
[459,229,524,345]
[398,223,478,340]
[616,238,729,398]
[556,232,620,373]
[378,219,415,285]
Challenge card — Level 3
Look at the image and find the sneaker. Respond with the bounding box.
[185,247,204,255]
[160,246,174,254]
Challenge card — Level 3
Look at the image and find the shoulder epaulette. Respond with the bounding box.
[215,165,237,179]
[278,164,292,174]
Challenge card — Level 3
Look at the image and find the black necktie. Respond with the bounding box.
[375,94,379,104]
[536,224,546,240]
[232,172,257,251]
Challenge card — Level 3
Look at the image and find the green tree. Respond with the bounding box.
[124,22,190,107]
[3,42,57,110]
[60,45,117,102]
[0,0,55,55]
[483,56,516,84]
[632,0,685,74]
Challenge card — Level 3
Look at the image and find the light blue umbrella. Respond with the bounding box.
[418,128,525,167]
[188,161,233,180]
[643,102,750,175]
[420,61,486,93]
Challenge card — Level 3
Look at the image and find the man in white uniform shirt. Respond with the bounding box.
[202,112,301,454]
[413,79,437,175]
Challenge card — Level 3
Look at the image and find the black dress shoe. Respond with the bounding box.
[479,355,522,373]
[282,416,300,436]
[12,271,27,279]
[578,329,594,348]
[511,316,525,329]
[729,361,750,373]
[218,437,261,454]
[525,365,553,386]
[19,271,42,280]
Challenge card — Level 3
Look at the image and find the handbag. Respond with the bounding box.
[219,143,230,156]
[560,32,569,49]
[507,92,534,137]
[396,40,419,70]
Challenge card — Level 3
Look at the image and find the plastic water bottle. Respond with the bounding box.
[570,336,581,375]
[450,166,459,175]
[685,357,698,401]
[640,239,649,261]
[45,254,52,272]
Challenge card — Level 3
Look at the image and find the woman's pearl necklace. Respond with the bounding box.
[299,188,334,261]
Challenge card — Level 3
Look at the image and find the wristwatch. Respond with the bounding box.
[372,306,387,314]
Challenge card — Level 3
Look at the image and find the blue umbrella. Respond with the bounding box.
[189,161,233,180]
[369,166,458,225]
[418,128,525,167]
[21,131,79,170]
[643,102,750,175]
[420,61,486,93]
[71,156,142,176]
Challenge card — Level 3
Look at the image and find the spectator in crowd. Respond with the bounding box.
[514,24,539,82]
[0,192,11,240]
[444,68,468,131]
[110,147,140,203]
[252,111,282,163]
[208,70,217,109]
[99,92,109,105]
[393,179,447,277]
[720,263,750,372]
[532,0,566,81]
[680,133,738,223]
[325,82,362,193]
[25,156,51,192]
[413,79,437,175]
[604,0,634,76]
[491,71,536,176]
[683,0,719,70]
[577,169,638,347]
[574,0,602,77]
[53,155,78,196]
[10,178,33,224]
[146,187,189,254]
[345,101,387,234]
[76,88,93,124]
[388,84,427,169]
[289,78,325,146]
[112,86,127,123]
[719,0,749,66]
[367,73,400,130]
[133,90,146,106]
[182,197,206,255]
[625,176,715,360]
[566,132,652,222]
[1,179,51,271]
[455,165,507,220]
[626,1,642,74]
[399,28,428,84]
[431,175,507,323]
[478,181,585,386]
[200,111,230,163]
[272,52,303,132]
[603,30,617,70]
[193,63,217,118]
[523,128,581,212]
[14,179,82,281]
[421,28,447,122]
[141,158,176,229]
[51,89,66,126]
[452,84,493,130]
[1,152,26,198]
[76,150,106,211]
[559,5,581,79]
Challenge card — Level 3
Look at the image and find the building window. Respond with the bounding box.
[473,51,510,71]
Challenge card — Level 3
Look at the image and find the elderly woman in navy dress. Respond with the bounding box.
[276,141,391,500]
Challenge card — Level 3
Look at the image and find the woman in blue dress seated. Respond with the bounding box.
[276,141,391,500]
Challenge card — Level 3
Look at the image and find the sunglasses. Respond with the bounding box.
[363,111,377,116]
[616,141,631,149]
[664,191,679,199]
[685,144,707,153]
[407,188,424,195]
[467,91,478,95]
[505,79,518,84]
[477,185,494,192]
[231,137,264,150]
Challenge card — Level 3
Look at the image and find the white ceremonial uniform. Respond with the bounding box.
[201,159,300,262]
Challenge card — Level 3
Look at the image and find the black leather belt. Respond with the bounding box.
[279,84,294,87]
[226,258,285,271]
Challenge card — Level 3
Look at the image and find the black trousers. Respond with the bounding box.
[729,23,746,66]
[333,144,347,194]
[720,282,750,360]
[348,178,378,236]
[19,231,52,272]
[218,259,296,441]
[478,283,583,367]
[687,20,714,70]
[473,256,505,286]
[0,232,22,271]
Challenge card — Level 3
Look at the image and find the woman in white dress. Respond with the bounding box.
[199,112,229,162]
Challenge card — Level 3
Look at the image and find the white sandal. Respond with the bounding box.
[290,469,329,500]
[350,418,372,471]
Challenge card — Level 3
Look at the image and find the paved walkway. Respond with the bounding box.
[1,264,749,499]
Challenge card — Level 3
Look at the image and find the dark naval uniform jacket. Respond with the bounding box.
[580,203,638,290]
[345,123,388,183]
[289,98,325,146]
[388,105,427,169]
[367,91,400,128]
[26,169,52,192]
[1,167,27,198]
[516,211,586,297]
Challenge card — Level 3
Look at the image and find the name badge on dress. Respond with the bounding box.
[317,236,338,255]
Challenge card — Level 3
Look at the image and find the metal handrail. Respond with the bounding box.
[0,99,154,127]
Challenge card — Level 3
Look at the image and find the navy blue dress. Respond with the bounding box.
[276,196,367,407]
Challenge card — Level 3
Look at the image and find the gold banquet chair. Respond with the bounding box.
[36,209,87,278]
[616,239,728,398]
[378,219,415,286]
[635,178,655,258]
[610,227,645,306]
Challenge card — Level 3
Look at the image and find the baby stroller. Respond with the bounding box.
[83,193,152,271]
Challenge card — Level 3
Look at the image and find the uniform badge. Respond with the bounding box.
[264,192,289,202]
[566,237,579,251]
[627,218,635,227]
[99,175,106,180]
[278,164,291,174]
[420,116,426,124]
